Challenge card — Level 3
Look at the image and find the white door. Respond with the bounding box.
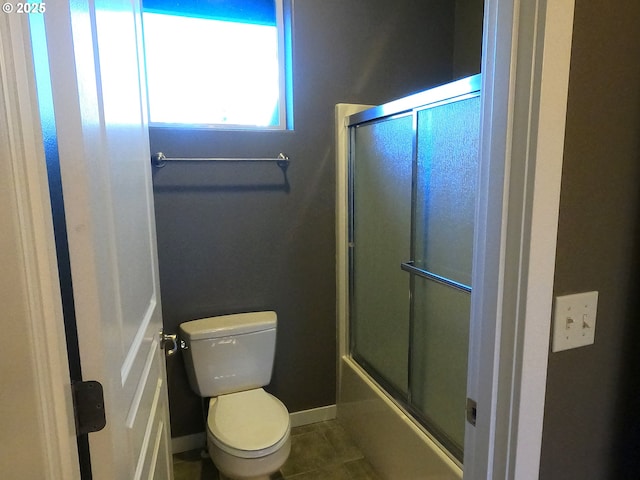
[38,1,173,478]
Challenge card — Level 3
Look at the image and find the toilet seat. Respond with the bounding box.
[207,388,290,459]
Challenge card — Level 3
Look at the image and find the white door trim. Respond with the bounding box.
[0,13,81,480]
[465,0,575,478]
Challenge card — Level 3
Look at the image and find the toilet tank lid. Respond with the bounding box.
[180,311,276,341]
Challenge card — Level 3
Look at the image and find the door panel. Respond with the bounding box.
[414,97,480,287]
[351,114,413,395]
[40,1,173,478]
[411,277,471,456]
[409,96,480,458]
[93,0,158,364]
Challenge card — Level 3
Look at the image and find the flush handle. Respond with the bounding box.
[160,331,178,356]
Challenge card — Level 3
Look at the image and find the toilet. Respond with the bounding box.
[180,311,291,480]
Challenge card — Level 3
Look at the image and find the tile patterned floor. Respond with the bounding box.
[173,420,380,480]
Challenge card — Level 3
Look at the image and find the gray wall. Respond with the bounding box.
[151,0,485,438]
[453,0,483,79]
[540,0,640,478]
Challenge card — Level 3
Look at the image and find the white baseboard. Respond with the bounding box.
[289,404,337,427]
[172,432,206,454]
[171,404,337,454]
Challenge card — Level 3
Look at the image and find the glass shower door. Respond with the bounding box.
[347,75,481,464]
[407,96,481,459]
[351,113,413,396]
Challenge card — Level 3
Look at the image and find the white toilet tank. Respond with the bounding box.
[180,311,277,397]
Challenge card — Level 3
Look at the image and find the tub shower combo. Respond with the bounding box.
[336,75,481,478]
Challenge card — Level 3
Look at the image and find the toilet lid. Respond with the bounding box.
[208,388,290,458]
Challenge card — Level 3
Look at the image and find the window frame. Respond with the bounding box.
[142,0,292,131]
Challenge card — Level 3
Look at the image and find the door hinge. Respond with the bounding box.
[466,397,477,427]
[72,381,107,435]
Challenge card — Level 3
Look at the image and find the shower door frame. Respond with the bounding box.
[346,75,482,463]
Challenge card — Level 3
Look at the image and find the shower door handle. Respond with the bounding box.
[400,261,471,293]
[400,261,424,277]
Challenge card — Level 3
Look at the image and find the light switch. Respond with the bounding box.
[551,291,598,352]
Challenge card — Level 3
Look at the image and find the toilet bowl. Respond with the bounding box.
[179,311,291,479]
[207,389,291,480]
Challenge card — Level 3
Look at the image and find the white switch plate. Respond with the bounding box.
[552,291,598,352]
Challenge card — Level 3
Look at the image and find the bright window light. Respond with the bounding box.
[142,1,289,129]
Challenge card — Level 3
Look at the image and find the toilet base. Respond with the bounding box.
[219,474,270,480]
[208,436,291,480]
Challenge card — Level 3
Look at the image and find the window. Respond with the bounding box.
[142,0,292,129]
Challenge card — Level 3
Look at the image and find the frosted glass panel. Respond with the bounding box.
[414,96,480,286]
[411,278,470,456]
[347,76,481,464]
[351,114,413,395]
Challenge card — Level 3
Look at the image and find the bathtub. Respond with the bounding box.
[337,356,462,480]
